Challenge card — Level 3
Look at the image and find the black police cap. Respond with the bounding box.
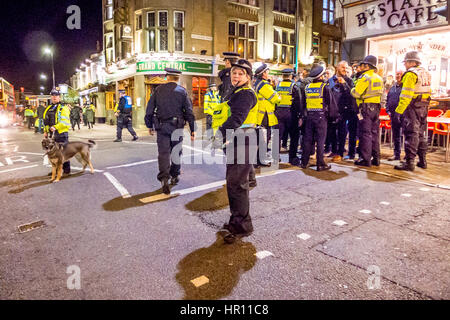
[255,63,269,77]
[50,88,61,96]
[359,55,378,68]
[165,68,182,76]
[231,59,253,77]
[223,52,240,60]
[309,65,326,79]
[281,68,295,75]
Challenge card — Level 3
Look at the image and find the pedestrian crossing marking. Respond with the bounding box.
[359,209,372,214]
[191,275,209,288]
[333,220,348,227]
[297,233,311,240]
[401,193,412,197]
[380,201,390,206]
[255,251,274,259]
[140,193,180,203]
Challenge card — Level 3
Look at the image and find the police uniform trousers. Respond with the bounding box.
[386,108,403,159]
[52,131,70,174]
[403,103,428,163]
[325,120,339,154]
[358,103,381,163]
[156,122,183,182]
[225,129,257,235]
[289,114,300,162]
[117,114,137,139]
[275,107,291,151]
[338,110,359,158]
[302,112,328,167]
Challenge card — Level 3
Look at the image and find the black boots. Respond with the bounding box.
[354,159,371,167]
[161,178,171,194]
[317,164,331,172]
[371,158,380,166]
[394,161,415,172]
[132,136,139,141]
[417,154,427,169]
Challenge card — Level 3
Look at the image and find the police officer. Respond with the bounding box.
[275,69,302,164]
[36,102,46,134]
[301,65,337,171]
[43,88,71,175]
[254,63,281,166]
[204,83,220,139]
[145,68,196,195]
[114,90,138,142]
[394,51,432,171]
[216,59,258,244]
[351,55,384,167]
[218,52,241,102]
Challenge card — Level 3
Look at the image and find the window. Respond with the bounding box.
[273,28,294,64]
[148,12,155,28]
[105,0,113,21]
[174,11,185,52]
[230,0,259,6]
[273,0,296,15]
[328,40,340,66]
[323,0,335,25]
[136,14,142,30]
[158,11,168,51]
[228,21,257,59]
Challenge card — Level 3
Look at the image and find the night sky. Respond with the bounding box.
[0,0,102,94]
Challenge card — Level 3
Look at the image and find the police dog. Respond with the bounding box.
[42,138,96,182]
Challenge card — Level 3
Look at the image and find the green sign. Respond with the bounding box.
[137,61,213,74]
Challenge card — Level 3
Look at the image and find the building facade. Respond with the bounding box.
[71,0,342,127]
[339,0,449,97]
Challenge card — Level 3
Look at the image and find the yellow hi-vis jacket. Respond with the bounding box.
[212,87,258,130]
[276,80,295,108]
[305,82,327,111]
[204,90,220,116]
[351,69,384,106]
[43,104,71,134]
[24,109,34,117]
[395,67,432,115]
[254,79,281,126]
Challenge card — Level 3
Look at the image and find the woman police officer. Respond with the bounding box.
[215,59,259,244]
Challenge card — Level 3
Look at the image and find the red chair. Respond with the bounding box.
[433,110,450,153]
[379,108,391,144]
[428,109,444,148]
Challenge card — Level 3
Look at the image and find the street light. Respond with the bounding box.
[40,86,45,91]
[43,46,55,89]
[40,74,48,80]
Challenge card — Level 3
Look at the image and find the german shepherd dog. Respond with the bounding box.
[42,138,96,182]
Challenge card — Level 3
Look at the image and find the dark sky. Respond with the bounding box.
[0,0,102,94]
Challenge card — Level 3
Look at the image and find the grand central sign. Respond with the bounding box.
[344,0,448,40]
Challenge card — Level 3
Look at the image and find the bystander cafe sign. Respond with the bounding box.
[344,0,448,40]
[137,61,213,75]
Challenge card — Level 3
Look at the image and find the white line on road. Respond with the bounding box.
[104,172,131,198]
[71,166,105,173]
[17,152,44,156]
[122,141,157,145]
[0,164,39,174]
[107,159,158,169]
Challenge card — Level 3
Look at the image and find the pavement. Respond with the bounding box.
[0,123,449,300]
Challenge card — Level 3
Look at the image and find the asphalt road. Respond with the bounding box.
[0,125,449,300]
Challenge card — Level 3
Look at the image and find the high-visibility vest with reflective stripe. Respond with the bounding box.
[351,69,383,106]
[254,79,281,126]
[396,67,432,114]
[204,90,220,116]
[24,109,34,117]
[43,104,71,134]
[276,81,295,108]
[212,86,258,129]
[305,82,326,111]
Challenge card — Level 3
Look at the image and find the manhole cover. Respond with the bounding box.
[17,220,46,233]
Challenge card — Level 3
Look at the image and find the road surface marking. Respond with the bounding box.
[255,251,274,259]
[140,193,179,203]
[104,172,131,198]
[191,276,209,287]
[419,187,430,192]
[71,166,104,173]
[333,220,348,226]
[380,201,390,206]
[122,141,157,145]
[17,152,44,156]
[0,164,39,174]
[401,193,412,198]
[297,233,311,240]
[359,209,372,214]
[107,159,158,169]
